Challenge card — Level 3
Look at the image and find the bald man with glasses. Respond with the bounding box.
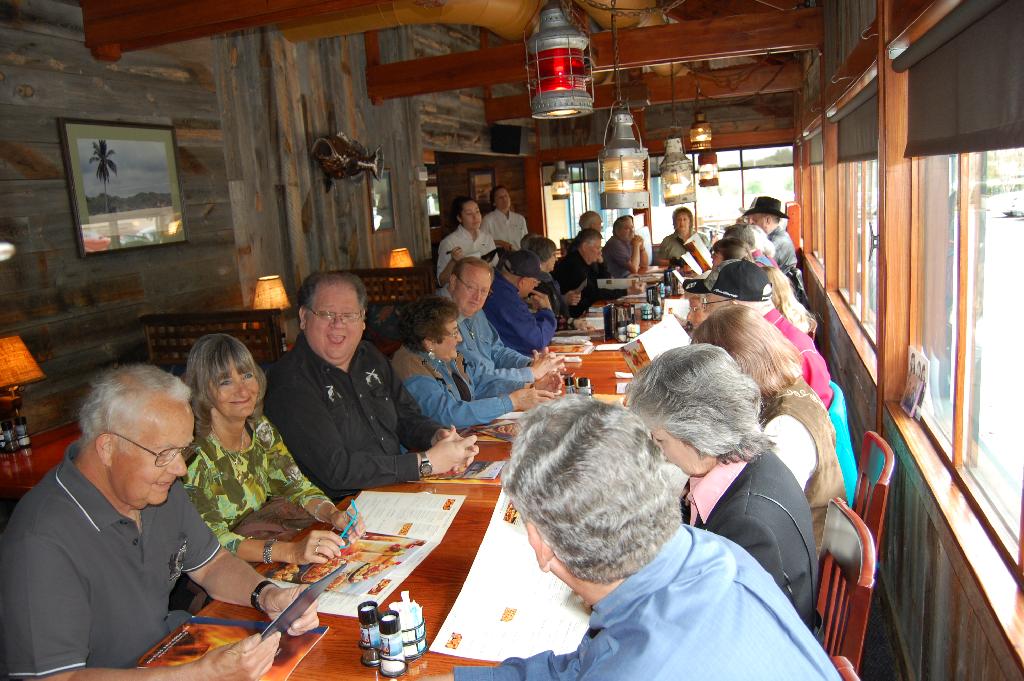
[0,365,320,680]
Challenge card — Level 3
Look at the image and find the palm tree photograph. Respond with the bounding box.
[60,119,186,256]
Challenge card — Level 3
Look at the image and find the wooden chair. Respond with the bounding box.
[817,498,876,673]
[349,266,434,304]
[140,310,284,368]
[853,431,895,554]
[831,656,861,681]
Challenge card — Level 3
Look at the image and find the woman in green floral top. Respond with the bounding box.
[184,333,361,565]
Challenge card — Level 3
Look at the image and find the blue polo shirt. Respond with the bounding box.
[454,526,839,681]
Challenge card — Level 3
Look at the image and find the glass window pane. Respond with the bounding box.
[838,163,851,301]
[811,164,824,257]
[963,146,1024,544]
[742,166,794,206]
[716,150,742,170]
[743,145,794,168]
[916,154,959,446]
[862,159,879,339]
[695,169,744,229]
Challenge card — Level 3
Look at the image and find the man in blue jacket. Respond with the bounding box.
[442,257,562,398]
[483,250,558,356]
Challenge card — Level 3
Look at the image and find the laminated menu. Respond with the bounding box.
[138,617,327,680]
[430,491,590,662]
[260,491,464,616]
[620,314,691,374]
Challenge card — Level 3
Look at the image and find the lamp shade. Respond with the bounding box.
[550,160,571,199]
[689,111,713,151]
[389,248,414,268]
[0,336,44,390]
[660,137,694,205]
[697,151,719,187]
[253,275,290,310]
[599,108,650,209]
[526,2,593,119]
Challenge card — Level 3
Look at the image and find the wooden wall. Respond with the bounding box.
[212,23,430,285]
[0,0,239,432]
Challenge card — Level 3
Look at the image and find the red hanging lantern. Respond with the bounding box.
[526,2,594,119]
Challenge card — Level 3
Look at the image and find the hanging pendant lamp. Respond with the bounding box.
[661,137,694,205]
[689,111,712,151]
[526,2,594,119]
[598,2,649,209]
[697,150,719,187]
[551,160,571,199]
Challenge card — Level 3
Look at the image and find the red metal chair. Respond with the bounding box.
[853,431,895,554]
[831,655,861,680]
[817,498,876,673]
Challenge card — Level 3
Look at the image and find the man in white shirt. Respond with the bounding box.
[481,186,528,251]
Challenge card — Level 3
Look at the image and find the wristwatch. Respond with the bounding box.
[418,454,433,478]
[251,579,274,613]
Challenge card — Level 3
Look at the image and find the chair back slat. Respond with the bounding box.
[853,431,895,554]
[832,656,862,681]
[816,498,877,673]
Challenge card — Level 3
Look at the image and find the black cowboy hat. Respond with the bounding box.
[742,196,789,220]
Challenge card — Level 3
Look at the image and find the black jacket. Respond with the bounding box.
[684,450,817,628]
[265,334,441,499]
[552,250,627,318]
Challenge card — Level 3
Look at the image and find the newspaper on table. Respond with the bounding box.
[430,491,590,662]
[261,491,464,617]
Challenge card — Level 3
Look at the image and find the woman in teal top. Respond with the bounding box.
[391,296,554,428]
[183,333,361,565]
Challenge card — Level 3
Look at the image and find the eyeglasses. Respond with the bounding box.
[456,276,491,297]
[308,309,364,325]
[107,432,197,467]
[691,297,733,312]
[440,326,462,340]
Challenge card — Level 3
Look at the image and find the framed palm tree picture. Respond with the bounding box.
[58,119,187,256]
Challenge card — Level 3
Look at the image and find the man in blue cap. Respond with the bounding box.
[483,249,558,356]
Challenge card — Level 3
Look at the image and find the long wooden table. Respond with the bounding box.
[201,347,636,680]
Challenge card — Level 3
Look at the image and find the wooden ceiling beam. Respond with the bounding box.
[485,61,803,123]
[80,0,389,60]
[367,8,822,101]
[536,128,796,163]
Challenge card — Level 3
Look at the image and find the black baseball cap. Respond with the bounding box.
[682,259,773,302]
[501,249,545,280]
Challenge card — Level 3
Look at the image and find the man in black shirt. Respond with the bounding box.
[553,228,643,318]
[265,272,478,499]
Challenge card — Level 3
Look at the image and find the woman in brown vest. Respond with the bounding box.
[692,304,843,550]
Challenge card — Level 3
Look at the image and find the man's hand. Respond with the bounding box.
[494,239,516,250]
[530,349,563,379]
[449,246,464,261]
[565,290,582,306]
[426,428,478,475]
[533,371,563,393]
[261,585,320,636]
[528,291,551,311]
[197,631,280,681]
[631,235,645,249]
[509,387,557,411]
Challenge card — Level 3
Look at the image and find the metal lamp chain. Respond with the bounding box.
[611,0,621,106]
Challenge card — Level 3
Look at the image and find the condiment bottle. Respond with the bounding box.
[378,610,407,677]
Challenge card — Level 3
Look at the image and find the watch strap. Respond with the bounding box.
[251,579,274,613]
[262,538,276,564]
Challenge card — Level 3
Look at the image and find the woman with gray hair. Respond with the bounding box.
[445,397,840,679]
[628,344,817,627]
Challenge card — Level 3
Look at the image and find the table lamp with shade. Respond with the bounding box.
[252,275,290,353]
[389,248,414,268]
[0,335,45,420]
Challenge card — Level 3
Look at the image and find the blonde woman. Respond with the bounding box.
[763,266,816,336]
[183,333,362,566]
[692,304,843,549]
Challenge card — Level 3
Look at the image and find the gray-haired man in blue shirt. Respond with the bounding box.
[425,398,839,681]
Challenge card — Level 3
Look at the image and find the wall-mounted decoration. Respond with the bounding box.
[312,131,383,191]
[369,168,395,231]
[58,119,187,257]
[468,168,495,209]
